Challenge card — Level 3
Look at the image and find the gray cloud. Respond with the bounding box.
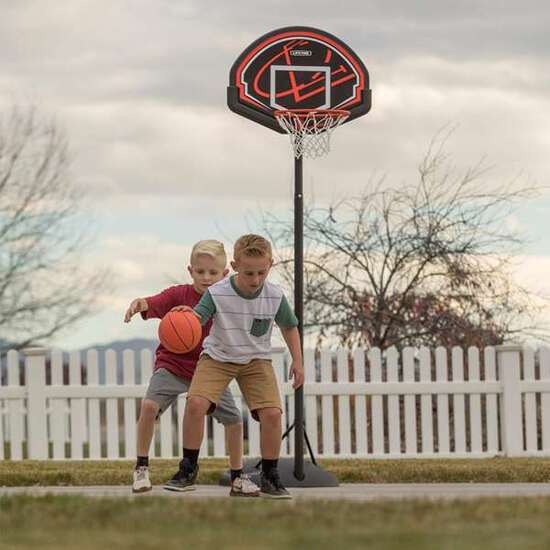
[5,0,549,349]
[0,0,548,205]
[2,1,549,108]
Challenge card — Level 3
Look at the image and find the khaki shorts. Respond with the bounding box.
[188,355,282,421]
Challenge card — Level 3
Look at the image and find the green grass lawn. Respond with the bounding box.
[2,494,550,549]
[2,457,550,486]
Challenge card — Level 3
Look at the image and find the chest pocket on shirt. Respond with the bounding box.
[250,318,272,337]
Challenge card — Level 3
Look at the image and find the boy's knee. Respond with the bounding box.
[140,399,160,418]
[186,395,212,417]
[257,407,282,425]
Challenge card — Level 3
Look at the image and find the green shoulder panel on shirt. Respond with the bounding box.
[275,295,299,328]
[194,289,216,325]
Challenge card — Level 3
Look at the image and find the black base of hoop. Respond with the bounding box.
[219,457,339,488]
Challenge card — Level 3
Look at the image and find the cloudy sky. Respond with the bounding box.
[1,1,549,349]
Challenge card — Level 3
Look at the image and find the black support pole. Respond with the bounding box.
[219,152,337,488]
[293,155,305,481]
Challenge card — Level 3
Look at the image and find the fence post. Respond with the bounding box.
[24,347,48,459]
[496,344,523,457]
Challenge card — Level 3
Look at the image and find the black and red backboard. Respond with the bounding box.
[228,26,371,133]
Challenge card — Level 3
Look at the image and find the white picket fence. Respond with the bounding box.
[0,345,549,460]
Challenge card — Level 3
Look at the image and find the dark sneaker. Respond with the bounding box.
[163,461,199,492]
[260,469,292,499]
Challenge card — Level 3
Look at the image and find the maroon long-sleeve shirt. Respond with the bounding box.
[141,284,213,380]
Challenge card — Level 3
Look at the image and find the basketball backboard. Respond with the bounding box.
[228,26,371,133]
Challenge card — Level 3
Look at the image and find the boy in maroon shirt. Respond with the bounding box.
[124,240,259,497]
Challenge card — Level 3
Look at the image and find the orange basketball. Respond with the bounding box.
[158,310,202,354]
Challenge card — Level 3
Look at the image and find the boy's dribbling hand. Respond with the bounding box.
[169,305,193,313]
[169,305,201,319]
[124,298,147,323]
[289,362,304,389]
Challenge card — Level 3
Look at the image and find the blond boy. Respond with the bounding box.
[124,240,259,496]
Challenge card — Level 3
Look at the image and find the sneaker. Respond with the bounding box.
[132,466,152,493]
[163,461,199,492]
[260,469,292,499]
[230,473,260,497]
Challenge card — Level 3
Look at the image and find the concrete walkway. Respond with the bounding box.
[3,483,550,501]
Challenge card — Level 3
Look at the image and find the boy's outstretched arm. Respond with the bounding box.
[280,326,304,389]
[124,297,148,323]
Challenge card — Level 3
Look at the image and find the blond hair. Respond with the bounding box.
[190,240,227,266]
[234,234,272,260]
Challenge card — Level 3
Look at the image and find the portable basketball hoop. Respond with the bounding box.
[227,26,371,487]
[274,109,350,159]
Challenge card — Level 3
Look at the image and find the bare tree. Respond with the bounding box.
[0,106,110,350]
[264,132,548,349]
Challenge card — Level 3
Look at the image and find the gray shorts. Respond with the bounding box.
[144,368,241,426]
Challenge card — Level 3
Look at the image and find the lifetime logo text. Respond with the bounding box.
[290,50,312,56]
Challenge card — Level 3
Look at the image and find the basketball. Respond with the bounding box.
[158,310,202,354]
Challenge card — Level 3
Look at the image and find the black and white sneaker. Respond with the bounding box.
[163,460,199,492]
[260,469,292,499]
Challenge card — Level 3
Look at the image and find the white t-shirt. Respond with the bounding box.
[194,276,298,364]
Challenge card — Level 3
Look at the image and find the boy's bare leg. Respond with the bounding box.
[224,422,244,470]
[183,395,212,448]
[257,408,282,459]
[133,399,159,493]
[136,399,160,456]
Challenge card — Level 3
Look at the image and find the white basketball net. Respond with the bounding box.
[275,109,350,159]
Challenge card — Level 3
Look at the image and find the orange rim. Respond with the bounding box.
[274,109,350,120]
